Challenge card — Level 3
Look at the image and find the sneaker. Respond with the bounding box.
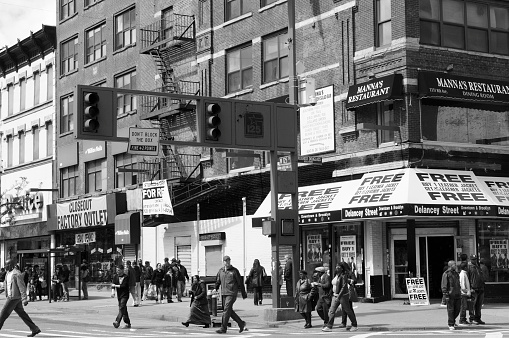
[440,304,447,307]
[321,327,332,332]
[458,321,470,326]
[239,321,247,333]
[477,320,486,325]
[216,329,226,334]
[113,321,120,329]
[472,320,480,325]
[349,327,358,332]
[337,324,347,329]
[449,326,455,330]
[122,324,131,329]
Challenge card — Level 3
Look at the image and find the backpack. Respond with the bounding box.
[82,269,90,282]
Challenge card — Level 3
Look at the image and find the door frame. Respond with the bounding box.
[390,233,409,298]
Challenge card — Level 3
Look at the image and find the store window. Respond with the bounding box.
[378,101,397,144]
[303,226,330,275]
[334,223,364,285]
[478,221,509,283]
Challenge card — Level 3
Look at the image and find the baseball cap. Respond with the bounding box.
[470,254,478,260]
[223,255,231,261]
[315,267,326,272]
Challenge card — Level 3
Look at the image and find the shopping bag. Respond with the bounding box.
[146,284,157,300]
[348,284,359,302]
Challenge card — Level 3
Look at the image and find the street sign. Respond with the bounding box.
[128,127,160,156]
[298,156,322,164]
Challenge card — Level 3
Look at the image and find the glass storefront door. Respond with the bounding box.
[391,235,408,298]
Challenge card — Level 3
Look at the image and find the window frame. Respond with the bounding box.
[115,153,138,188]
[261,0,278,7]
[47,65,54,101]
[33,71,41,106]
[225,0,251,21]
[32,126,40,161]
[85,159,104,193]
[60,0,76,21]
[377,101,397,145]
[226,44,253,93]
[7,84,14,116]
[375,0,392,47]
[61,37,78,75]
[19,77,26,112]
[85,22,107,64]
[115,69,137,115]
[114,7,137,51]
[262,31,289,83]
[60,94,74,134]
[60,165,78,198]
[18,131,25,165]
[6,135,13,167]
[46,122,53,157]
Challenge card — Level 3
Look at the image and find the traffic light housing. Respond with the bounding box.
[75,85,117,141]
[200,99,232,146]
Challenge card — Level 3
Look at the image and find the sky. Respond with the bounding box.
[0,0,56,48]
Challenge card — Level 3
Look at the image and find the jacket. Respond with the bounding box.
[248,266,266,287]
[191,280,208,305]
[143,265,153,280]
[441,268,461,299]
[127,266,136,287]
[284,260,293,281]
[151,268,165,285]
[317,272,332,301]
[6,268,27,302]
[334,273,349,299]
[215,265,247,298]
[112,273,130,299]
[459,270,471,297]
[467,263,485,290]
[294,278,317,313]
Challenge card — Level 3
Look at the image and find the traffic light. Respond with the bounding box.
[200,99,232,146]
[205,103,221,141]
[75,85,117,141]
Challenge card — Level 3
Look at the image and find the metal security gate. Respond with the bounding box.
[123,244,137,263]
[176,245,191,270]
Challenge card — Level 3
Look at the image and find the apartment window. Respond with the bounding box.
[261,0,278,7]
[20,77,26,111]
[47,66,54,100]
[85,0,100,6]
[7,84,14,116]
[18,132,25,164]
[376,0,392,47]
[61,37,78,74]
[115,7,136,50]
[46,123,53,156]
[85,159,104,193]
[6,135,13,167]
[34,71,40,105]
[61,165,78,198]
[227,45,252,93]
[115,153,138,188]
[60,95,74,133]
[115,69,136,115]
[263,32,288,83]
[60,0,75,20]
[33,127,40,161]
[420,0,509,55]
[86,23,107,63]
[226,0,252,21]
[378,101,397,144]
[162,7,173,40]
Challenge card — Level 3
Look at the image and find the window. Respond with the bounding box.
[60,95,74,133]
[115,8,136,50]
[60,0,75,20]
[85,159,104,193]
[61,165,78,198]
[85,0,100,6]
[227,45,252,93]
[263,32,288,83]
[61,37,78,75]
[7,84,13,116]
[226,0,252,21]
[376,0,392,47]
[115,69,136,115]
[420,0,509,55]
[18,132,25,164]
[478,221,509,283]
[47,66,53,100]
[115,153,138,188]
[228,151,257,172]
[261,0,278,7]
[33,71,40,106]
[86,23,107,63]
[46,123,53,156]
[33,127,40,161]
[378,101,397,144]
[162,7,173,40]
[19,77,26,111]
[6,135,13,167]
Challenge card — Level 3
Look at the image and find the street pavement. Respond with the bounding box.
[7,289,508,333]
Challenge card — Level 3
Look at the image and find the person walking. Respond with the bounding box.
[0,259,41,337]
[151,263,165,304]
[182,275,211,328]
[138,259,145,298]
[60,265,70,302]
[0,268,6,294]
[458,262,471,326]
[132,261,141,306]
[341,262,357,329]
[467,255,486,325]
[176,260,189,300]
[283,255,293,297]
[142,261,153,301]
[80,260,90,300]
[294,270,317,329]
[125,261,138,307]
[313,266,332,327]
[322,263,358,332]
[247,259,266,306]
[111,265,131,329]
[442,260,461,330]
[163,264,174,303]
[213,256,248,334]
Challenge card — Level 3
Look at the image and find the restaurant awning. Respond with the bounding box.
[114,211,141,245]
[341,168,500,220]
[345,74,403,109]
[254,181,359,225]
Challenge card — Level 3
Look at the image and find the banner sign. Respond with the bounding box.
[340,235,356,262]
[142,180,174,216]
[300,85,335,156]
[56,196,108,229]
[406,277,430,306]
[75,232,96,244]
[418,71,509,104]
[345,74,403,109]
[479,177,509,217]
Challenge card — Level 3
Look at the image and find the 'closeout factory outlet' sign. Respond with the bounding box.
[56,196,108,229]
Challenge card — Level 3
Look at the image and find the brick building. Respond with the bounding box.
[51,0,509,301]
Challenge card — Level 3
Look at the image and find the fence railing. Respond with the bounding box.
[140,14,195,50]
[136,154,201,182]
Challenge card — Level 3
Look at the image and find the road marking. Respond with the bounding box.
[486,333,503,338]
[351,332,385,338]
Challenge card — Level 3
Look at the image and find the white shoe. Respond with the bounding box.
[449,326,455,330]
[349,327,358,332]
[321,327,332,332]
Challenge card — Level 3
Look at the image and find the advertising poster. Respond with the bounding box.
[406,277,430,306]
[306,234,322,262]
[142,180,174,216]
[490,239,508,268]
[340,235,356,264]
[299,85,335,156]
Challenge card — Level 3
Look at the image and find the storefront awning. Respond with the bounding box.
[418,71,509,105]
[114,211,141,245]
[478,176,509,217]
[342,168,500,220]
[254,181,359,225]
[345,74,403,109]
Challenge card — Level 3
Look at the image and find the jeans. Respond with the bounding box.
[447,297,461,326]
[115,296,130,325]
[51,284,62,301]
[0,298,39,332]
[342,300,355,325]
[134,282,141,305]
[469,289,484,322]
[177,280,185,300]
[82,281,88,299]
[129,285,137,306]
[142,281,151,301]
[316,297,331,324]
[459,295,468,322]
[285,280,293,297]
[62,281,70,300]
[221,295,243,332]
[326,295,357,328]
[253,287,263,305]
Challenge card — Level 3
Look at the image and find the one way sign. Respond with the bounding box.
[128,127,160,156]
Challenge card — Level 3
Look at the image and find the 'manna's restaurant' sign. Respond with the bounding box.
[345,74,403,109]
[418,71,509,104]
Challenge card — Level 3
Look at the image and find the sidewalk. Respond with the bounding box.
[20,290,509,332]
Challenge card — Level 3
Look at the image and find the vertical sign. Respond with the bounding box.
[340,235,356,263]
[406,277,430,305]
[142,180,174,216]
[306,234,322,262]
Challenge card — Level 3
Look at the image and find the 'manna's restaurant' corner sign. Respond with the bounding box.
[345,74,403,109]
[418,71,509,104]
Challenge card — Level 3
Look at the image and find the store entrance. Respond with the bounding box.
[418,236,455,299]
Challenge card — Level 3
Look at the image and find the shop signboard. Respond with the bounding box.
[75,232,96,244]
[56,196,108,229]
[142,180,174,216]
[405,277,430,306]
[478,177,509,217]
[345,74,403,109]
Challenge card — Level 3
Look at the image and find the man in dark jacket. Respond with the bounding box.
[284,255,293,297]
[213,256,247,334]
[111,265,131,329]
[125,261,138,307]
[176,260,189,301]
[313,266,332,327]
[132,261,141,306]
[142,261,153,301]
[467,255,486,325]
[441,260,461,330]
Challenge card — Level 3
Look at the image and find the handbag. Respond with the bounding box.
[348,283,359,302]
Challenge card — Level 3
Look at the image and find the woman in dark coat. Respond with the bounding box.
[294,270,317,328]
[151,263,165,303]
[248,259,266,305]
[182,275,211,328]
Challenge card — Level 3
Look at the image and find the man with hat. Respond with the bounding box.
[312,266,332,327]
[213,256,248,334]
[467,255,485,325]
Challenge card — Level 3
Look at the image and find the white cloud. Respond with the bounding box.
[0,0,56,48]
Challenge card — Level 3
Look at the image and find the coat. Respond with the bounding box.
[248,266,266,288]
[215,265,247,298]
[151,268,165,285]
[294,278,317,313]
[441,268,461,299]
[191,280,208,305]
[112,273,130,300]
[5,268,27,302]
